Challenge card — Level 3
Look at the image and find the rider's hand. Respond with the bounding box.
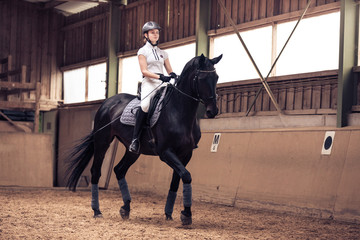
[169,72,177,79]
[159,74,171,82]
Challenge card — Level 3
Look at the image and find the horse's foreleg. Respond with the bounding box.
[165,151,192,221]
[113,150,139,219]
[160,149,193,225]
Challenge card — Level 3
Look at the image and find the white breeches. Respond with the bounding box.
[140,77,163,112]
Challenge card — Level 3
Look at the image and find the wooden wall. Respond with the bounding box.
[118,0,197,53]
[0,0,64,110]
[62,4,109,66]
[217,70,341,116]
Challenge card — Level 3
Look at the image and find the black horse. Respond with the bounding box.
[66,54,222,225]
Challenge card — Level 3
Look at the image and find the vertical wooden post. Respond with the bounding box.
[196,0,211,119]
[106,1,121,98]
[21,65,27,101]
[196,0,211,57]
[337,0,358,127]
[34,82,41,133]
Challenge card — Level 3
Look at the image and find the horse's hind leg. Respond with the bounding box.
[90,138,112,218]
[113,149,140,219]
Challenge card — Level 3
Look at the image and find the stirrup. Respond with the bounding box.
[129,139,140,154]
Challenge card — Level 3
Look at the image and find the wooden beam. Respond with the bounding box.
[337,0,358,127]
[0,101,36,110]
[106,1,121,98]
[196,0,211,57]
[0,82,36,90]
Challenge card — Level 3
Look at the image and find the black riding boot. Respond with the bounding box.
[129,109,147,154]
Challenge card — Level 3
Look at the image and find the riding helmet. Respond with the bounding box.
[142,21,161,34]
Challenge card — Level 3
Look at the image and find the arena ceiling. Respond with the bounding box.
[24,0,112,16]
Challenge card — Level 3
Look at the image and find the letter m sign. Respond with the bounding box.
[211,133,221,152]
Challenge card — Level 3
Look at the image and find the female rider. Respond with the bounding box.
[129,21,177,154]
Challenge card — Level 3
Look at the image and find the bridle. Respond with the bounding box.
[173,68,217,104]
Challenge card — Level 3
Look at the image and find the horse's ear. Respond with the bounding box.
[210,54,223,65]
[199,54,206,67]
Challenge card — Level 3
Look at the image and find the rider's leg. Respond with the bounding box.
[129,109,147,154]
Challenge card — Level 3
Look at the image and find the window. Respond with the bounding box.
[276,12,340,76]
[63,63,106,104]
[88,63,106,101]
[63,68,86,104]
[213,26,272,83]
[120,43,196,95]
[212,12,340,83]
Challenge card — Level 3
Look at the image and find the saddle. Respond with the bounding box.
[120,86,170,128]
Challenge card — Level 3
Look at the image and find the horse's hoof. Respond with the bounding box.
[93,209,103,218]
[165,214,173,221]
[120,207,130,219]
[180,212,192,225]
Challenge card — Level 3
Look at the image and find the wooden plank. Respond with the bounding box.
[238,0,246,24]
[34,82,41,132]
[173,0,179,40]
[62,13,108,31]
[331,84,337,109]
[266,0,274,17]
[299,0,307,9]
[259,0,267,18]
[262,89,270,111]
[0,81,36,90]
[278,88,286,110]
[235,93,241,112]
[0,101,35,110]
[40,10,50,100]
[189,0,196,36]
[225,0,232,27]
[168,0,174,41]
[282,0,290,13]
[322,84,331,109]
[243,91,250,113]
[0,69,21,79]
[232,0,239,25]
[178,0,184,39]
[302,86,312,109]
[253,0,260,21]
[312,85,321,109]
[183,0,190,37]
[273,0,281,15]
[9,0,17,87]
[290,0,298,12]
[255,89,263,111]
[245,0,252,22]
[286,87,295,110]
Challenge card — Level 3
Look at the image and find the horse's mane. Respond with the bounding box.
[176,55,211,85]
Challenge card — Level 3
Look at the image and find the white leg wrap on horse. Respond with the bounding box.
[165,190,177,216]
[118,178,131,203]
[183,183,192,207]
[91,184,100,210]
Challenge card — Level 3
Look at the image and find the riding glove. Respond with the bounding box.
[170,72,177,79]
[159,74,171,82]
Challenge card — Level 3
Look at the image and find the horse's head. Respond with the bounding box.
[193,54,223,118]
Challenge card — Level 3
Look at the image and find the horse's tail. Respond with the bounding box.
[66,133,94,191]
